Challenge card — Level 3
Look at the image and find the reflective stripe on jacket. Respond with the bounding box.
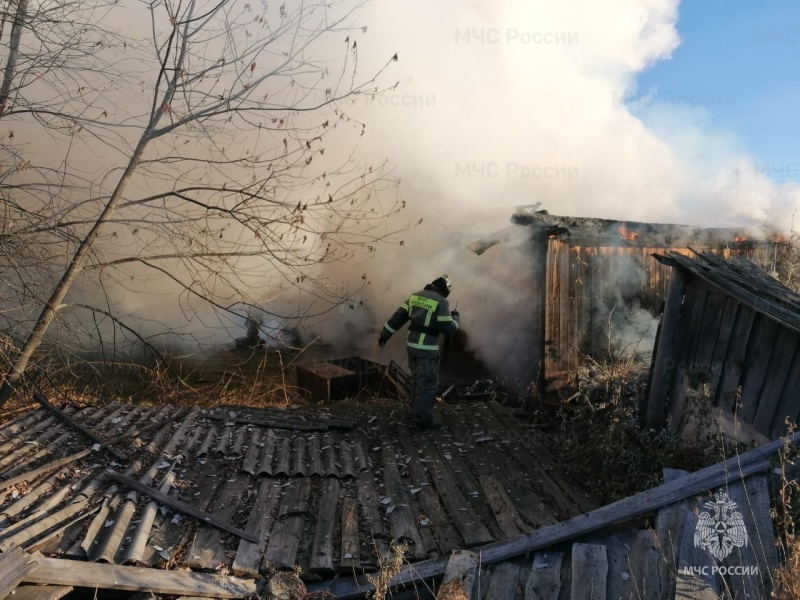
[381,286,459,351]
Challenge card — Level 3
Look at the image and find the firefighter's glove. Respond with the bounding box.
[378,336,388,348]
[451,310,459,317]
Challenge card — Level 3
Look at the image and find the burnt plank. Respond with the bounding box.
[417,438,493,547]
[262,478,311,570]
[381,445,426,559]
[431,439,504,541]
[478,475,530,538]
[571,543,607,600]
[340,498,360,572]
[752,328,799,433]
[717,307,757,413]
[448,407,555,529]
[398,436,462,554]
[232,479,281,576]
[525,552,562,600]
[738,316,780,424]
[188,479,250,570]
[309,478,340,577]
[482,402,595,514]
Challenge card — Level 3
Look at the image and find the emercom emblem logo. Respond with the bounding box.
[693,489,749,560]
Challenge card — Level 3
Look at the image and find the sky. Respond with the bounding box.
[633,0,800,184]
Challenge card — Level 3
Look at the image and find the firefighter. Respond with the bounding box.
[378,275,460,429]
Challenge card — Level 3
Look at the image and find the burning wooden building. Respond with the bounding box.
[491,208,790,388]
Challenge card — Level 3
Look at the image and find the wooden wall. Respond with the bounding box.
[645,273,800,438]
[543,239,787,376]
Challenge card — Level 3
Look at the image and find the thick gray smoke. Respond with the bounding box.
[306,0,800,381]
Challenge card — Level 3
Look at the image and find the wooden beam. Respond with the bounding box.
[105,472,258,543]
[22,557,256,598]
[33,394,126,461]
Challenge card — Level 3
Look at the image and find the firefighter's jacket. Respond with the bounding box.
[381,286,459,351]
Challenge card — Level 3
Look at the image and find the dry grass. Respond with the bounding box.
[772,427,800,599]
[21,347,311,410]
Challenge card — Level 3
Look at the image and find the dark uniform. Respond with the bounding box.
[378,276,459,428]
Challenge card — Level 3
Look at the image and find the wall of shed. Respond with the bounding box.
[645,274,800,438]
[543,239,787,376]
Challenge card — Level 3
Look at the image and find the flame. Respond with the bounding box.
[733,235,749,243]
[618,224,638,241]
[774,234,787,243]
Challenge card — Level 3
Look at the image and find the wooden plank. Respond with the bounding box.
[356,471,389,563]
[398,436,462,554]
[738,316,780,424]
[626,530,661,600]
[417,439,493,547]
[309,478,340,576]
[430,440,504,541]
[646,269,687,430]
[674,511,720,599]
[32,394,126,461]
[483,562,519,600]
[752,328,800,433]
[558,239,570,373]
[654,468,688,600]
[667,286,708,429]
[381,445,426,558]
[478,475,530,538]
[187,479,250,570]
[232,479,281,576]
[716,307,757,413]
[105,471,258,543]
[525,552,562,600]
[692,291,726,371]
[597,531,633,600]
[708,297,740,400]
[571,543,607,600]
[307,452,775,599]
[724,474,777,598]
[772,351,800,437]
[23,557,256,598]
[0,546,37,599]
[7,585,73,600]
[340,498,360,572]
[441,550,478,600]
[262,478,311,570]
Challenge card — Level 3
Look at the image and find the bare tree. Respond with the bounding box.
[0,0,405,406]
